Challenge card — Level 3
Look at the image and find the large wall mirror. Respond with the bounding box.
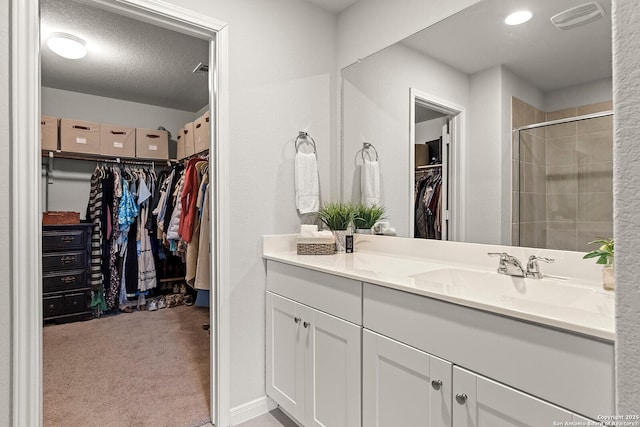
[341,0,612,251]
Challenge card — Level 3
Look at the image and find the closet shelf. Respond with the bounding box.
[416,164,442,170]
[42,150,177,166]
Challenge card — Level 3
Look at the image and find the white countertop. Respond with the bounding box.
[263,234,615,341]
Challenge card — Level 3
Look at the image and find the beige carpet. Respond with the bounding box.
[43,305,211,427]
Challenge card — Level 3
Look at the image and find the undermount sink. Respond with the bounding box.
[409,268,611,317]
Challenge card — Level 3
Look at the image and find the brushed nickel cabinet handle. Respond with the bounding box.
[456,393,468,405]
[303,321,310,328]
[61,276,76,284]
[431,379,442,390]
[294,317,301,324]
[61,236,74,243]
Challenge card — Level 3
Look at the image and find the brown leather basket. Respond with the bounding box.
[42,211,80,225]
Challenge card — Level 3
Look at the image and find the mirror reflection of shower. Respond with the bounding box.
[512,98,613,251]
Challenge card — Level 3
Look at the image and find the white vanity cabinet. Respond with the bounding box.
[363,330,452,427]
[266,261,362,427]
[363,282,614,421]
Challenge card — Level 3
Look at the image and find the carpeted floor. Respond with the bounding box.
[43,305,211,427]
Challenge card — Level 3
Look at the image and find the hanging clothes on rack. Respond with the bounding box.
[414,166,442,240]
[85,161,162,311]
[194,164,210,290]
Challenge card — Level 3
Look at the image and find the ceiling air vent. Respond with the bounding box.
[551,2,605,30]
[192,62,209,74]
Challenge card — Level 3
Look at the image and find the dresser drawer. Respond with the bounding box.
[43,295,63,318]
[63,292,87,314]
[43,228,88,251]
[43,269,87,292]
[42,251,86,272]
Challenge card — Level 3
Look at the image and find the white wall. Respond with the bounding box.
[170,0,337,409]
[342,43,469,237]
[41,87,196,143]
[613,0,640,416]
[544,78,613,112]
[0,0,10,424]
[337,0,481,69]
[467,66,502,244]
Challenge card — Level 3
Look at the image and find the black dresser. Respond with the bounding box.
[42,224,93,323]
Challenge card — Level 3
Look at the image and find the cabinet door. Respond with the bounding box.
[305,305,361,427]
[363,330,452,427]
[453,366,572,427]
[266,292,305,423]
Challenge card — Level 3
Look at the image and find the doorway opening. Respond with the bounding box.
[10,0,230,425]
[409,88,465,241]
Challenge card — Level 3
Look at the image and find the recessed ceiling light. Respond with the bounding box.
[504,10,533,26]
[47,32,87,59]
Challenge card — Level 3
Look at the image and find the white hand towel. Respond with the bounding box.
[295,152,320,214]
[361,159,380,206]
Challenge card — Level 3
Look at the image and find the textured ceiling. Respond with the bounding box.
[302,0,358,13]
[41,0,209,112]
[401,0,612,92]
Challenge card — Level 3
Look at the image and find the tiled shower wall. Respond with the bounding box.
[512,98,613,251]
[512,98,546,248]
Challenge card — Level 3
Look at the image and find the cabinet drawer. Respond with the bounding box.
[42,251,86,272]
[43,295,63,318]
[43,270,86,292]
[63,292,87,314]
[266,261,362,325]
[43,229,87,251]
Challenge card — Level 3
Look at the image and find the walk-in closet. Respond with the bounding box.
[40,1,214,425]
[413,102,449,240]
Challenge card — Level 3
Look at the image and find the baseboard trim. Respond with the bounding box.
[230,396,278,425]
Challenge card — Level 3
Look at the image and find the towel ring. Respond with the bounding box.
[361,142,378,161]
[295,131,317,154]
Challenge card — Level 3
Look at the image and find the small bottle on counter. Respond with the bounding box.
[345,221,354,253]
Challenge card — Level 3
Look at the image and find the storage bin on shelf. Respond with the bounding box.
[135,128,169,159]
[41,116,58,151]
[100,123,136,158]
[60,118,100,155]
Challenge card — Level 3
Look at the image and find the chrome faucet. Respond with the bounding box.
[526,255,554,279]
[488,252,525,277]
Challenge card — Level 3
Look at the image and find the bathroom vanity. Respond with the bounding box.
[263,234,614,426]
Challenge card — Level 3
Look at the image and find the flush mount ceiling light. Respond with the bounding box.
[47,32,87,59]
[504,10,533,26]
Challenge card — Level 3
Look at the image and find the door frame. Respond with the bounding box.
[409,88,466,241]
[9,1,231,425]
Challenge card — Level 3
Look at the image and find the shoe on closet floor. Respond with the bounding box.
[172,284,180,294]
[174,294,184,306]
[148,299,158,311]
[165,294,176,308]
[180,284,187,295]
[157,296,167,309]
[184,295,193,306]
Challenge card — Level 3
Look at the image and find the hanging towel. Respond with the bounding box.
[295,151,320,214]
[361,159,380,206]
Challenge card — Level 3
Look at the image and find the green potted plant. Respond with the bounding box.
[583,238,614,291]
[317,202,356,252]
[354,203,386,234]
